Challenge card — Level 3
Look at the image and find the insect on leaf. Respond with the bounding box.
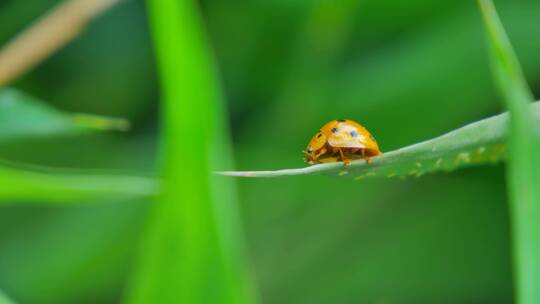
[219,102,540,179]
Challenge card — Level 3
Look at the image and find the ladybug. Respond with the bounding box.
[303,119,382,165]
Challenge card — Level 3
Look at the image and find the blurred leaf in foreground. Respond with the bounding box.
[0,88,129,142]
[478,1,540,303]
[0,290,14,304]
[0,164,158,204]
[127,0,256,303]
[0,202,147,304]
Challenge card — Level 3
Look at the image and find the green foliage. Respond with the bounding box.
[0,202,147,304]
[0,89,128,142]
[478,1,540,303]
[127,0,255,303]
[0,291,14,304]
[0,165,157,204]
[3,0,540,303]
[0,88,156,204]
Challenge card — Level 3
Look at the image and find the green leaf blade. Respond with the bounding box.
[0,164,158,204]
[127,0,257,303]
[0,89,129,142]
[478,1,540,304]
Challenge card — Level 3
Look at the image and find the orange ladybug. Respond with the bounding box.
[303,119,382,165]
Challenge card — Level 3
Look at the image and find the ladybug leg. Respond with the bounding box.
[338,148,351,166]
[361,149,372,164]
[314,147,328,161]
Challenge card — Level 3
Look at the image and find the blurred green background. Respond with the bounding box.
[2,0,540,303]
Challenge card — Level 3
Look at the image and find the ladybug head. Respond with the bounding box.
[310,132,327,151]
[304,131,327,163]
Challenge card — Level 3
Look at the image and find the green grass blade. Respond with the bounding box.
[0,165,158,204]
[478,1,540,303]
[127,0,256,303]
[0,89,129,142]
[219,103,540,178]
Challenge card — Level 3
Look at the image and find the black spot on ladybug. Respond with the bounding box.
[331,127,338,134]
[350,130,359,138]
[317,133,322,138]
[337,119,346,122]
